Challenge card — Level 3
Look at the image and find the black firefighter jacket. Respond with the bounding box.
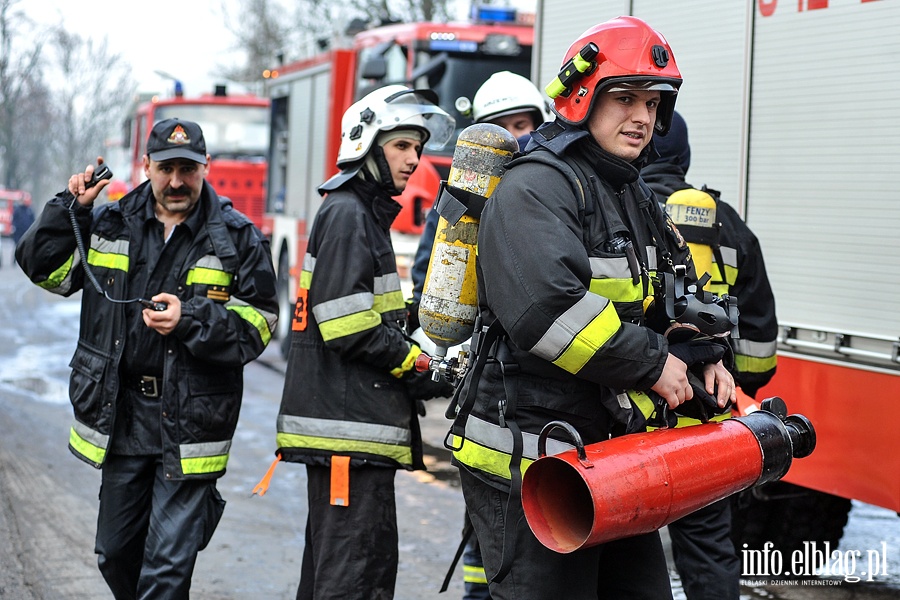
[452,124,694,489]
[277,180,425,472]
[16,181,278,480]
[642,159,778,397]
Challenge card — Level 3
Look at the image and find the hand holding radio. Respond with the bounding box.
[69,157,113,206]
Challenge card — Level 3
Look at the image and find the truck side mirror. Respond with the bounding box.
[360,57,387,80]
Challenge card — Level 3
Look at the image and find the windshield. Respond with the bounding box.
[356,44,532,158]
[413,53,531,156]
[154,104,269,160]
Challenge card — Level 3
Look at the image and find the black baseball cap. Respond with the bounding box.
[146,118,208,164]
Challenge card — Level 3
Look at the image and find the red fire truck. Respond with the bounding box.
[0,188,30,237]
[263,6,535,354]
[124,85,270,233]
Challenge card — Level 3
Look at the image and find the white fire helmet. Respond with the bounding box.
[472,71,552,126]
[335,85,456,168]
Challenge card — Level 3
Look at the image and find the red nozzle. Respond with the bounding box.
[414,353,432,372]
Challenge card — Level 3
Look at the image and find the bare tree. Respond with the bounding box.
[0,0,48,191]
[222,0,457,76]
[47,29,136,182]
[219,0,294,85]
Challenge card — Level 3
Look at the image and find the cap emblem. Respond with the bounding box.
[167,125,191,145]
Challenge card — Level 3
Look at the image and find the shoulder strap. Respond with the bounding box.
[508,150,594,251]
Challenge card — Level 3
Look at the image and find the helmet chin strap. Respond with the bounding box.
[363,145,403,196]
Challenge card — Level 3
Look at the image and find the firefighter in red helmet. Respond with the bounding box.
[448,16,735,599]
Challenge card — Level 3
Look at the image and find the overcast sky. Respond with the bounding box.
[20,0,538,98]
[23,0,243,97]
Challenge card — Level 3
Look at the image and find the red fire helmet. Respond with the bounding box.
[549,16,682,135]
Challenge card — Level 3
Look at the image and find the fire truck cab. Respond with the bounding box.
[264,6,535,355]
[124,85,270,233]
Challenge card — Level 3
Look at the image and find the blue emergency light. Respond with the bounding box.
[472,5,517,23]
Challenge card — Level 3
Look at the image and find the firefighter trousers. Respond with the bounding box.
[298,465,398,600]
[95,454,225,600]
[667,497,740,600]
[459,467,673,600]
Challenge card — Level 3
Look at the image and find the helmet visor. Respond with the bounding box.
[383,90,456,150]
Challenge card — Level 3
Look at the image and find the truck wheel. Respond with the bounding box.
[276,249,292,359]
[732,482,852,574]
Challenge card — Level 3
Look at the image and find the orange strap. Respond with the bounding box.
[330,455,351,507]
[251,453,282,497]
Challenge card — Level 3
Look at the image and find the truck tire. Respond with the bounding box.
[732,482,852,574]
[276,248,292,359]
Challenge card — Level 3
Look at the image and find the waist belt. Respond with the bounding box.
[125,375,161,398]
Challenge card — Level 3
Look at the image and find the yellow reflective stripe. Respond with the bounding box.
[373,290,406,313]
[451,435,535,480]
[299,270,312,289]
[722,264,738,286]
[181,454,229,474]
[69,425,106,465]
[706,282,730,296]
[186,266,232,286]
[645,411,732,431]
[38,254,75,290]
[626,390,657,419]
[227,304,273,345]
[735,353,777,374]
[589,277,643,303]
[552,302,621,374]
[87,248,128,272]
[179,440,231,474]
[463,565,488,585]
[391,344,419,377]
[318,310,381,341]
[276,432,413,466]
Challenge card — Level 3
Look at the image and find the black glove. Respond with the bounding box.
[668,339,731,422]
[667,339,726,367]
[402,369,454,402]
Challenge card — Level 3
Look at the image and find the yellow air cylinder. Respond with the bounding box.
[419,123,518,357]
[665,189,718,291]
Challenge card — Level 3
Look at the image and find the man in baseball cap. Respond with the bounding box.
[146,118,208,164]
[15,116,277,596]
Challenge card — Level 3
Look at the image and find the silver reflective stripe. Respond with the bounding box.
[303,253,316,273]
[529,292,610,362]
[180,440,232,458]
[91,235,129,256]
[73,419,109,448]
[645,247,658,272]
[278,415,411,446]
[225,295,278,333]
[719,245,738,267]
[465,415,574,461]
[49,250,81,295]
[195,255,225,270]
[733,338,777,358]
[374,272,402,294]
[312,291,375,322]
[589,255,632,279]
